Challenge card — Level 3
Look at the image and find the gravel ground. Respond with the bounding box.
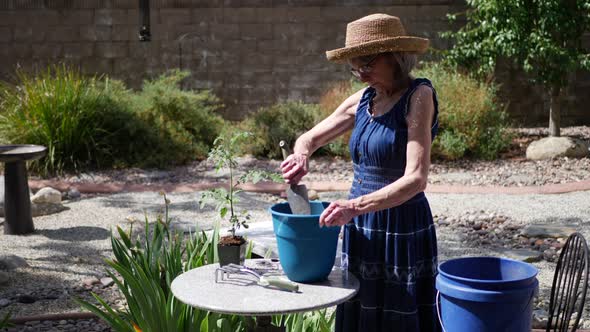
[1,189,589,330]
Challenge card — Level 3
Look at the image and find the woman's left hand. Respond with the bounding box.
[319,199,359,227]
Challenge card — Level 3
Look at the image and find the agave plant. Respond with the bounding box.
[76,193,335,332]
[75,193,254,332]
[274,309,336,332]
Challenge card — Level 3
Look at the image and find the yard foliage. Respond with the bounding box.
[0,66,224,175]
[415,63,512,160]
[244,62,510,160]
[240,101,324,159]
[442,0,590,136]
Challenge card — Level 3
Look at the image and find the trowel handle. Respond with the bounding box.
[261,276,299,292]
[279,140,291,160]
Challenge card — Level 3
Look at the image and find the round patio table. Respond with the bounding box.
[1,144,47,235]
[171,258,359,332]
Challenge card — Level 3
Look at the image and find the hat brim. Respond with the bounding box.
[326,36,429,63]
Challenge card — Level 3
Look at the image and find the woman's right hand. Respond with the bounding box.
[280,153,309,185]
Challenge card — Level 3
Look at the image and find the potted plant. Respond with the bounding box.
[200,131,281,266]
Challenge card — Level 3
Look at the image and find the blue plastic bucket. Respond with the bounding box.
[269,201,340,282]
[436,256,538,332]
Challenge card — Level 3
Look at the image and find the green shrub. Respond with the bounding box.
[0,65,114,175]
[0,66,225,174]
[415,62,512,160]
[241,101,322,159]
[131,70,225,167]
[242,64,509,161]
[90,78,153,168]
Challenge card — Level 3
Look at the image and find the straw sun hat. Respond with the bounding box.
[326,13,429,62]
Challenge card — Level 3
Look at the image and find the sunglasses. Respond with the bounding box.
[349,55,380,78]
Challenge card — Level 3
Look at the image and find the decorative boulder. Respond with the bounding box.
[29,187,67,217]
[31,187,62,204]
[526,137,589,160]
[0,255,29,270]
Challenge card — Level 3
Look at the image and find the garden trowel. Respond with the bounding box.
[279,140,311,215]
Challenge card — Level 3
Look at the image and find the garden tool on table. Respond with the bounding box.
[215,263,299,292]
[279,140,311,215]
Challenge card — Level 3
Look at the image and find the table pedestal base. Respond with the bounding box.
[4,161,34,235]
[248,316,285,332]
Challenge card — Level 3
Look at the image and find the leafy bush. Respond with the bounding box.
[85,78,152,169]
[240,101,321,159]
[0,65,114,174]
[0,66,224,175]
[242,63,509,161]
[131,70,225,167]
[415,62,512,160]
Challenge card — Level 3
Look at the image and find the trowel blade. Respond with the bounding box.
[287,183,311,215]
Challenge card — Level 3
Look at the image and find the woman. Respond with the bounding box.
[281,14,441,332]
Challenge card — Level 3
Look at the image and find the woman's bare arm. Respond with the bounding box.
[293,88,365,157]
[282,88,365,184]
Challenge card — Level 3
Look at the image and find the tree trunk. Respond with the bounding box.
[549,86,561,137]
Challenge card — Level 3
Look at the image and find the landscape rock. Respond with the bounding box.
[67,187,81,200]
[0,298,10,307]
[521,224,578,239]
[31,187,62,204]
[100,277,114,287]
[82,277,100,287]
[526,136,589,160]
[0,254,29,270]
[17,294,36,304]
[492,248,543,263]
[543,248,558,262]
[532,309,549,329]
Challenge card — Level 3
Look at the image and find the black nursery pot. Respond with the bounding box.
[217,242,246,266]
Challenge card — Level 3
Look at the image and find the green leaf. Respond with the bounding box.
[200,314,209,332]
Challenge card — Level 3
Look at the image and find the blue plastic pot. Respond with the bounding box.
[269,201,340,283]
[436,256,539,332]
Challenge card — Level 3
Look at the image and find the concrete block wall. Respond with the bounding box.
[0,0,588,125]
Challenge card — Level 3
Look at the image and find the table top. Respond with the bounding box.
[0,145,47,163]
[171,259,359,316]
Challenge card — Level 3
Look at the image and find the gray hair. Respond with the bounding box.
[390,52,417,78]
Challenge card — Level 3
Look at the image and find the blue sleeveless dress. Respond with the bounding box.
[336,78,441,332]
